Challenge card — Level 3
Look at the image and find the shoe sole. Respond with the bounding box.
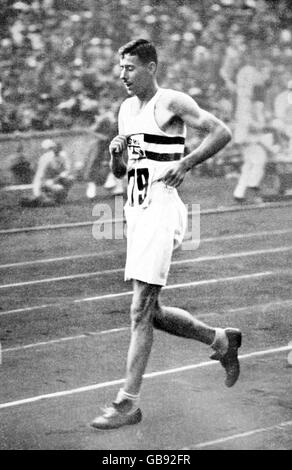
[223,328,242,387]
[90,409,142,431]
[210,328,242,388]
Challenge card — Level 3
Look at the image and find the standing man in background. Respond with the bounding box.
[85,107,124,199]
[233,56,272,203]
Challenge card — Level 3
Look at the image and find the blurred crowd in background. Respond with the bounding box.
[0,0,291,134]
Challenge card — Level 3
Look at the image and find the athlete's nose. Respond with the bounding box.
[120,68,127,80]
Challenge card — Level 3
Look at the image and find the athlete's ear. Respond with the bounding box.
[147,61,157,75]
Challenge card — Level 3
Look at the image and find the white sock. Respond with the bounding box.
[211,328,228,355]
[115,388,140,409]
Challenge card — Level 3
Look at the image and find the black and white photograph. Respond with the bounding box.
[0,0,291,452]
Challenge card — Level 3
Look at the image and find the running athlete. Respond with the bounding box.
[91,39,242,430]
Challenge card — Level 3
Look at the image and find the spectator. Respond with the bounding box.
[219,33,246,97]
[265,74,292,200]
[233,48,265,145]
[233,63,273,202]
[84,107,124,198]
[0,0,291,143]
[20,138,74,207]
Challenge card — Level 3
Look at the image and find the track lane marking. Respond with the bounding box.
[3,327,130,353]
[0,250,123,269]
[0,346,291,410]
[1,269,288,316]
[1,228,291,269]
[183,420,292,449]
[1,200,292,235]
[3,299,292,354]
[1,246,291,289]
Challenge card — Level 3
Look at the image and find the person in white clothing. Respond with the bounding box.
[233,51,264,146]
[21,139,74,207]
[233,61,272,202]
[273,77,292,153]
[91,39,242,430]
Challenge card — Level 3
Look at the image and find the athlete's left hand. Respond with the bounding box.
[161,161,187,188]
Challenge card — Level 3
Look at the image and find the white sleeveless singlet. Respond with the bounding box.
[120,89,188,286]
[119,88,187,208]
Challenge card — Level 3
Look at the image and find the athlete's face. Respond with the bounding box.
[119,54,153,96]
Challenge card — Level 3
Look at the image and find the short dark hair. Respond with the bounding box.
[118,39,158,65]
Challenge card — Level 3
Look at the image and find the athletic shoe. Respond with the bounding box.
[103,172,118,189]
[86,182,97,199]
[91,399,142,430]
[210,328,242,387]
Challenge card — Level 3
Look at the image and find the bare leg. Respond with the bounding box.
[91,282,241,429]
[123,280,161,395]
[124,292,223,396]
[152,300,241,388]
[91,280,160,429]
[153,302,216,345]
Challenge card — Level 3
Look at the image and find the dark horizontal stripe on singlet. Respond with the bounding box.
[145,151,182,162]
[143,133,185,145]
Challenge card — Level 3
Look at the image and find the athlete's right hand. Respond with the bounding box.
[109,135,127,156]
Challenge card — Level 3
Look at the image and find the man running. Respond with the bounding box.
[91,39,242,430]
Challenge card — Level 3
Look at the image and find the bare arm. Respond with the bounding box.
[109,105,127,178]
[109,137,128,178]
[170,91,232,171]
[161,91,232,187]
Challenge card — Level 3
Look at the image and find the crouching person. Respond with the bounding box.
[21,139,74,207]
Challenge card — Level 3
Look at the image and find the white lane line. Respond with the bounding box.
[0,345,291,411]
[3,327,130,353]
[3,299,292,354]
[1,228,291,270]
[4,184,33,191]
[226,298,292,314]
[0,250,124,269]
[1,269,290,316]
[186,421,292,449]
[1,246,291,289]
[183,228,292,246]
[0,267,124,289]
[1,200,292,235]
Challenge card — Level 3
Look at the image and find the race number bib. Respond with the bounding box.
[127,167,150,207]
[127,134,146,160]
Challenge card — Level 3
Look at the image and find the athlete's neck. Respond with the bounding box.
[136,82,159,107]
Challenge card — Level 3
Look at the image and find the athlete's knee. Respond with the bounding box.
[130,292,154,328]
[130,301,153,330]
[130,283,160,329]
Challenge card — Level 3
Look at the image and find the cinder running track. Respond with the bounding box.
[0,177,291,450]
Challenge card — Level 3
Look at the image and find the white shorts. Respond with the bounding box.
[124,183,187,286]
